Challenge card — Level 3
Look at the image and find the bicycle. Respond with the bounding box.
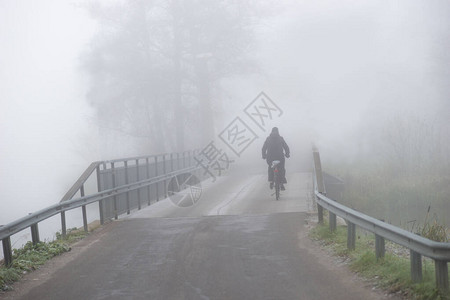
[271,160,281,200]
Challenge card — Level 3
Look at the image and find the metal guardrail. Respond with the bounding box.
[312,149,450,294]
[0,166,199,241]
[60,162,101,202]
[314,193,450,261]
[1,150,201,267]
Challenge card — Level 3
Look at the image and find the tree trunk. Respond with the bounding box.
[172,0,184,152]
[197,58,215,145]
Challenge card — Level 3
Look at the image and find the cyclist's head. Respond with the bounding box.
[271,127,279,135]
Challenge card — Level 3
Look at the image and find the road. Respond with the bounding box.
[6,165,394,300]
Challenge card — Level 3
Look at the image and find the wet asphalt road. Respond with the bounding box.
[15,167,389,300]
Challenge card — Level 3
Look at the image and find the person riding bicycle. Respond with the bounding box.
[262,127,290,190]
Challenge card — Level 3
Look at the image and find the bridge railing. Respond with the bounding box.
[1,150,201,267]
[312,148,450,294]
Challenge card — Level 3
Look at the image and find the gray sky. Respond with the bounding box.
[0,1,96,223]
[248,0,449,157]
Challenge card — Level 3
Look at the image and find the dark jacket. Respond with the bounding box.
[262,132,290,162]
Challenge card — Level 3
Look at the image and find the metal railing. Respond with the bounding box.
[312,149,450,294]
[1,150,201,267]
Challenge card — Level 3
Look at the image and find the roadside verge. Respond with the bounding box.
[307,216,449,300]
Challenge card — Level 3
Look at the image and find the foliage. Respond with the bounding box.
[55,227,88,243]
[321,112,450,298]
[418,207,449,242]
[329,112,450,230]
[0,241,69,291]
[83,0,264,152]
[310,223,448,300]
[333,162,450,233]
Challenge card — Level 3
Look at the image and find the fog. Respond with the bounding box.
[1,0,449,229]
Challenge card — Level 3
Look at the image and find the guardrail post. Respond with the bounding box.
[317,206,324,224]
[124,161,130,215]
[111,162,118,219]
[155,156,159,202]
[61,211,66,238]
[435,260,449,294]
[97,165,105,225]
[146,158,151,205]
[375,234,385,261]
[163,155,167,198]
[2,236,13,267]
[410,250,422,282]
[313,150,326,224]
[329,212,336,232]
[347,222,355,250]
[31,223,40,245]
[136,159,141,210]
[80,184,88,233]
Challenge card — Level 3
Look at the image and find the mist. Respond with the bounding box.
[0,1,97,225]
[256,1,449,155]
[1,0,450,232]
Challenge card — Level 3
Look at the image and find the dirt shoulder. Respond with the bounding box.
[302,213,405,300]
[0,222,117,300]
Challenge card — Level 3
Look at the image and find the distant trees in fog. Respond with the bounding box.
[356,112,450,177]
[83,0,260,153]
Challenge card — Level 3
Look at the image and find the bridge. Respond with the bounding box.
[1,150,449,299]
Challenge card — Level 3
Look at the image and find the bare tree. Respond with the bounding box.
[83,0,259,153]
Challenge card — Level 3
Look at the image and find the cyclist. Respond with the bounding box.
[261,127,290,190]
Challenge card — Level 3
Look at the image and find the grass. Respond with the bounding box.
[418,206,449,243]
[310,222,449,300]
[0,227,88,291]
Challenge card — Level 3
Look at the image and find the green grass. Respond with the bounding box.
[0,227,88,291]
[310,223,449,300]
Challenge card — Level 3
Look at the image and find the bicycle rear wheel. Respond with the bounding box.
[273,167,280,200]
[274,176,280,200]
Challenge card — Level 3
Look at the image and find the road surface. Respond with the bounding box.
[4,165,395,300]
